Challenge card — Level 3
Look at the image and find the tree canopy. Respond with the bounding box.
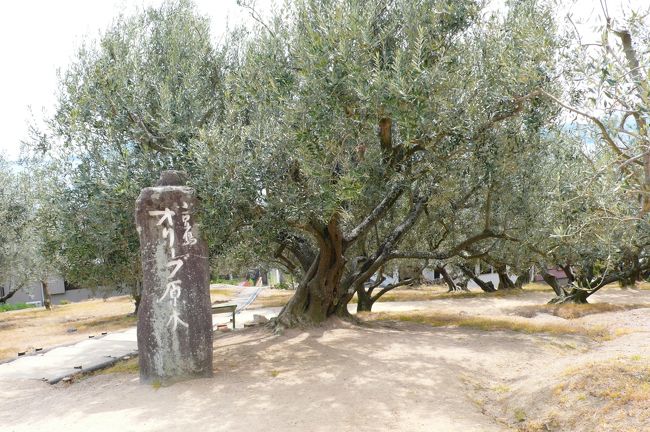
[18,0,650,322]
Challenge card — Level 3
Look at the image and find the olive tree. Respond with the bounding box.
[0,156,59,306]
[0,156,30,303]
[492,131,650,303]
[533,7,650,300]
[37,0,569,324]
[34,0,225,310]
[196,0,563,326]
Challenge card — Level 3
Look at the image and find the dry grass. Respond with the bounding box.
[98,356,139,375]
[511,303,650,319]
[0,296,135,361]
[210,285,237,303]
[636,281,650,290]
[250,291,294,308]
[72,356,139,383]
[361,310,609,340]
[210,288,235,297]
[249,283,554,308]
[522,357,650,432]
[374,283,551,302]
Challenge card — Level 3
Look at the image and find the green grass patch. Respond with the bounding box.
[99,356,139,375]
[514,408,527,422]
[0,303,37,313]
[361,310,609,340]
[211,278,244,285]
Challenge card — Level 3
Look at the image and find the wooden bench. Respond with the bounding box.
[211,303,237,329]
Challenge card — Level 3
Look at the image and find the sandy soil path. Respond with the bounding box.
[1,289,649,432]
[1,323,515,432]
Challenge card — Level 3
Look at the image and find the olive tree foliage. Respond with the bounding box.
[552,5,650,216]
[536,149,648,303]
[33,0,226,308]
[354,121,571,310]
[195,0,563,326]
[0,156,58,304]
[475,127,650,303]
[448,2,650,302]
[0,156,30,303]
[530,5,650,301]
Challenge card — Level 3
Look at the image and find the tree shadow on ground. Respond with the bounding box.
[5,319,596,432]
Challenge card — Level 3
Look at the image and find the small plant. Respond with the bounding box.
[274,282,290,290]
[99,357,139,375]
[270,370,280,377]
[514,408,527,422]
[0,303,36,313]
[59,300,70,305]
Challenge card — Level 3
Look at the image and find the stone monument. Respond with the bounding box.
[135,171,213,384]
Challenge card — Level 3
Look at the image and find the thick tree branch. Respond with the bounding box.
[389,229,513,261]
[0,283,24,303]
[275,233,316,273]
[458,264,496,293]
[371,277,416,302]
[344,195,431,290]
[344,183,404,244]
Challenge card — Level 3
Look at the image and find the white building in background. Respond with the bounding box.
[421,264,513,289]
[1,276,121,306]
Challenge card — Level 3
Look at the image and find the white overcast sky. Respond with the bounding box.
[0,0,646,160]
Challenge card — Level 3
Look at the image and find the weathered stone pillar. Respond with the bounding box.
[135,171,213,384]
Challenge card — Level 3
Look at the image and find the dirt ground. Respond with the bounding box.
[1,287,649,431]
[0,286,237,361]
[0,296,136,361]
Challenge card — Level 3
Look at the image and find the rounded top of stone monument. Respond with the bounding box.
[156,170,188,186]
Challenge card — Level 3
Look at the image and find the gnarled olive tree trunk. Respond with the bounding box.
[458,265,495,292]
[355,285,374,312]
[548,287,589,304]
[546,263,646,304]
[495,265,516,290]
[41,280,52,310]
[513,267,532,289]
[354,273,418,312]
[275,220,349,328]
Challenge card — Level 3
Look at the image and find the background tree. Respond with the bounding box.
[35,0,225,311]
[0,156,58,306]
[515,6,650,302]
